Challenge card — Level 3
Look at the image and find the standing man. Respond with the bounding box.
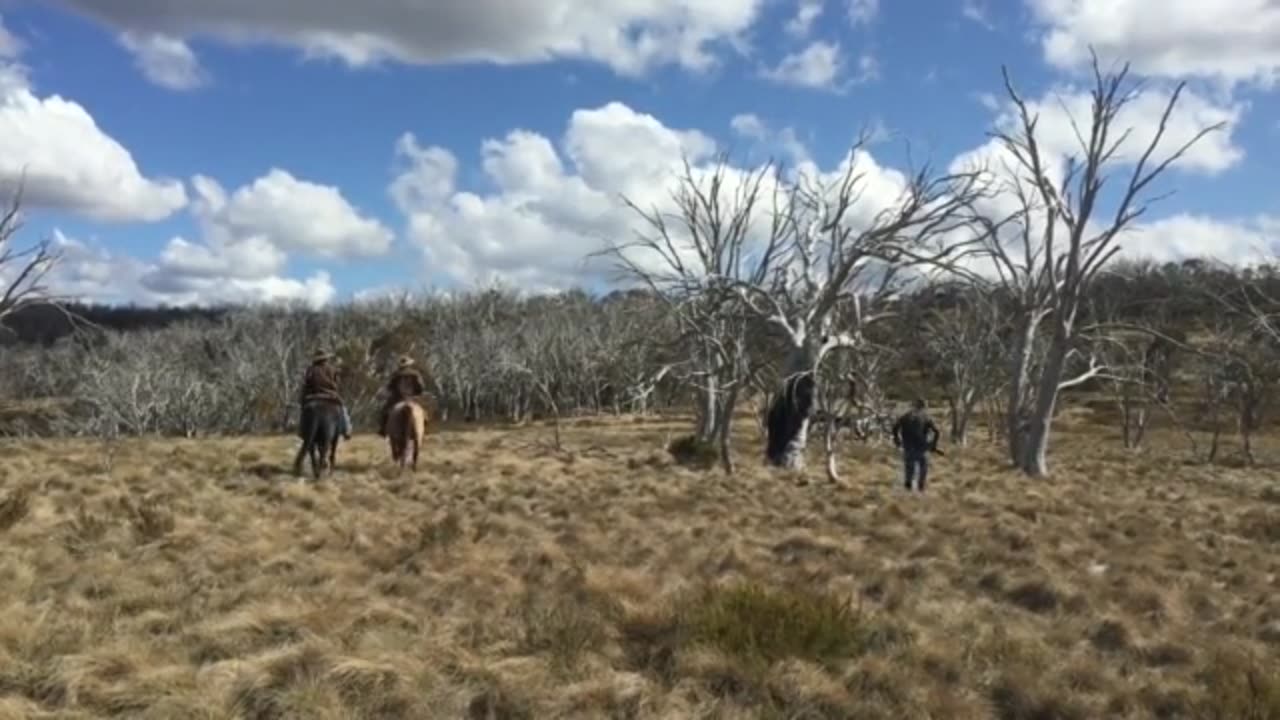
[892,397,940,492]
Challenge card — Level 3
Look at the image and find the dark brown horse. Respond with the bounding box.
[294,399,343,479]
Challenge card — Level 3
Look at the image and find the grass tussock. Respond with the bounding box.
[666,433,719,470]
[677,581,903,668]
[0,413,1276,718]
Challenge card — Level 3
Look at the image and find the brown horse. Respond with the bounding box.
[386,398,426,471]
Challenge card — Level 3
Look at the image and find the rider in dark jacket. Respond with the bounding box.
[379,355,427,437]
[299,350,351,440]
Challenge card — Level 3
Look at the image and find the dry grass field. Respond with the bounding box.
[1,412,1279,719]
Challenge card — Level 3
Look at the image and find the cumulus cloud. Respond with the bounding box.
[388,101,918,291]
[119,32,208,90]
[37,167,391,307]
[762,41,876,91]
[1027,0,1280,86]
[0,54,187,222]
[1117,213,1280,265]
[45,231,336,308]
[944,76,1254,281]
[52,0,764,78]
[125,168,391,303]
[951,81,1245,184]
[188,169,394,259]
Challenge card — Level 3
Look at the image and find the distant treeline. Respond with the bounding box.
[2,257,1269,347]
[0,303,230,346]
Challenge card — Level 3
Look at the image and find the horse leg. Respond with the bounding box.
[411,433,420,470]
[328,437,338,477]
[293,441,308,477]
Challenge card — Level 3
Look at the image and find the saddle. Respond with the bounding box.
[302,393,344,409]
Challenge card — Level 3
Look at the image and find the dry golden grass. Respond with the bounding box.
[1,413,1278,719]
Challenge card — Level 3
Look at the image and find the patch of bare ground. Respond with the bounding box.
[0,414,1277,718]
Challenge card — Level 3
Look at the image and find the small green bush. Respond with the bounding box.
[667,434,719,470]
[680,582,901,668]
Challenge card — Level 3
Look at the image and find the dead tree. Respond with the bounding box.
[962,53,1223,477]
[1199,267,1280,465]
[813,332,897,483]
[596,156,773,474]
[1082,280,1183,450]
[712,139,987,470]
[920,284,1007,446]
[0,191,65,333]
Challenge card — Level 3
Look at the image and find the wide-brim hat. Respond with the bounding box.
[397,355,415,368]
[312,349,333,362]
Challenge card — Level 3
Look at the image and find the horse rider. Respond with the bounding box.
[891,397,941,493]
[379,355,427,437]
[299,349,352,440]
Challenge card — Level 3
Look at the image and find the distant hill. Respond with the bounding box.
[0,303,229,346]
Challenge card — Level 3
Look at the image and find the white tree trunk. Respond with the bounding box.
[823,417,840,483]
[948,388,977,446]
[1018,321,1072,477]
[696,372,719,442]
[1005,312,1040,466]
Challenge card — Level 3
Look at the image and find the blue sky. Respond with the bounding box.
[0,0,1277,307]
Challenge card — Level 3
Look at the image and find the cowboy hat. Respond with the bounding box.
[397,355,415,368]
[312,349,333,362]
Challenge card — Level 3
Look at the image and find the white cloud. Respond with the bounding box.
[847,0,879,26]
[730,113,767,140]
[962,0,995,30]
[37,168,389,308]
[388,101,915,292]
[189,169,393,259]
[1117,213,1280,265]
[728,113,811,166]
[0,52,187,222]
[786,0,825,38]
[132,168,389,303]
[389,134,460,213]
[0,16,23,58]
[155,235,286,280]
[762,41,848,91]
[45,231,336,308]
[53,0,764,78]
[943,77,1254,283]
[1027,0,1280,86]
[119,32,207,90]
[952,81,1245,182]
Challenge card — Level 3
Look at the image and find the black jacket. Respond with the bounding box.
[892,410,939,453]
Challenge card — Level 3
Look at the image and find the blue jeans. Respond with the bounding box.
[903,448,928,491]
[340,406,352,437]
